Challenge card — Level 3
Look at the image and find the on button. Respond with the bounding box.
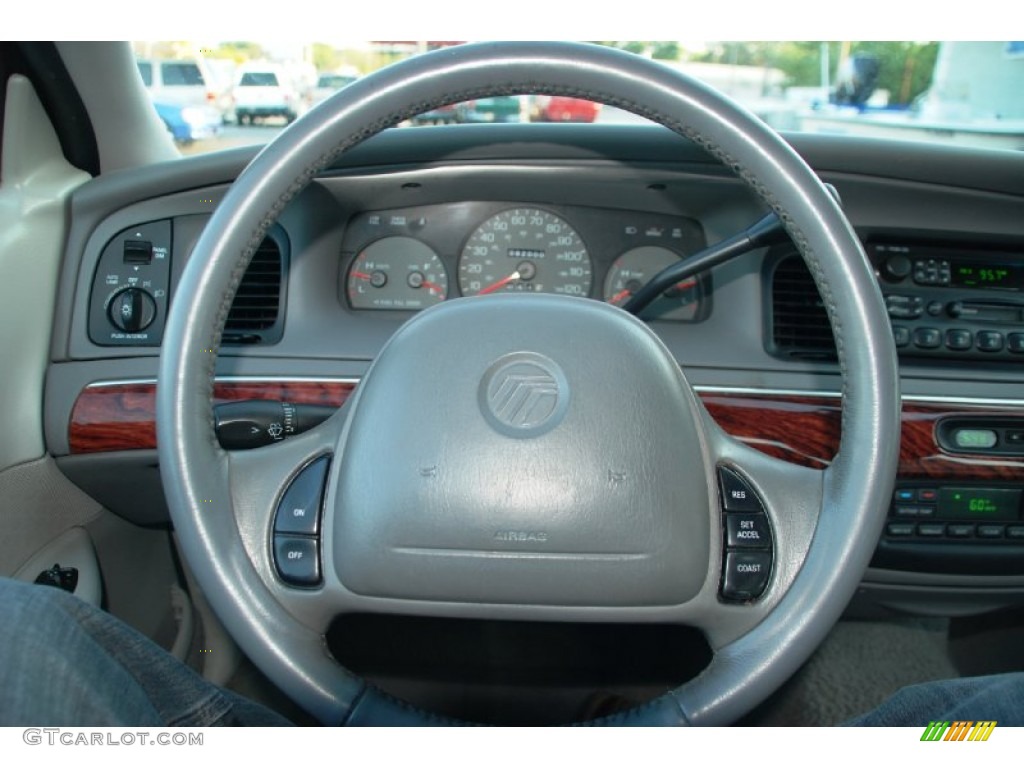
[274,456,330,536]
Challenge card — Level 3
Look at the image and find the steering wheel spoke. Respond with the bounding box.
[222,409,353,626]
[680,414,825,647]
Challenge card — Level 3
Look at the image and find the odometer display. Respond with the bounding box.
[458,208,591,297]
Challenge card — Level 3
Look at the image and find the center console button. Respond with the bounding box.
[945,329,973,350]
[976,331,1004,352]
[913,328,941,349]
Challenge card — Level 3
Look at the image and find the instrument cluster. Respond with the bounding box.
[341,201,712,323]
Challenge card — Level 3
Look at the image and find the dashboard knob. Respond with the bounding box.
[883,254,912,281]
[109,288,157,332]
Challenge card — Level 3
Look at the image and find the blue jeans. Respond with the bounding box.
[1,577,1021,726]
[0,578,289,726]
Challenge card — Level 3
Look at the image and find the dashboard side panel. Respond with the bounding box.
[68,380,355,454]
[69,384,1024,484]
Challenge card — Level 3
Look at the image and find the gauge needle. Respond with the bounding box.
[351,271,371,280]
[610,278,695,305]
[421,280,445,296]
[478,270,521,296]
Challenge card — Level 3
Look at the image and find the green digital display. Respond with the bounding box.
[939,488,1021,520]
[953,429,998,449]
[952,262,1023,290]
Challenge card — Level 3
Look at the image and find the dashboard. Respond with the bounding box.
[44,124,1024,617]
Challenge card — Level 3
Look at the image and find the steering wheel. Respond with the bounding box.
[157,41,900,726]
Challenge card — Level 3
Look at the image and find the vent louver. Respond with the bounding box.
[224,236,283,343]
[770,254,837,359]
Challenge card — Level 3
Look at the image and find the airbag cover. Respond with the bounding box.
[332,294,711,606]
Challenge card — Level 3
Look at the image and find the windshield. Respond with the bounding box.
[131,40,1023,155]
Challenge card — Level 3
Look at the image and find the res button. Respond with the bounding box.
[718,467,764,513]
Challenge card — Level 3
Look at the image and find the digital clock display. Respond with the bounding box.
[951,261,1024,290]
[938,488,1021,520]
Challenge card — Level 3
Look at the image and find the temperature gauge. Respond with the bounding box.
[347,237,449,310]
[604,246,706,321]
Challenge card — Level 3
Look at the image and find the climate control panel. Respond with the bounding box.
[873,482,1024,575]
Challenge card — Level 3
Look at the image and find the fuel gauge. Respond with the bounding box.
[347,237,449,310]
[604,246,706,322]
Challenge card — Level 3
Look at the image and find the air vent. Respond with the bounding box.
[770,254,836,359]
[225,235,284,343]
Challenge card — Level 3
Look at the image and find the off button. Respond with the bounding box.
[273,536,321,587]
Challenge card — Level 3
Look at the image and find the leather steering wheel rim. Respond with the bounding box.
[157,41,900,726]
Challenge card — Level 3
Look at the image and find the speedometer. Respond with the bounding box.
[458,208,591,297]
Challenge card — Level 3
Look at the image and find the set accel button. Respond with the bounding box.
[726,514,772,549]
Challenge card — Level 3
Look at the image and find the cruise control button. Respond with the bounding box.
[947,524,974,538]
[718,467,763,513]
[918,523,945,537]
[886,523,914,537]
[725,514,772,549]
[977,525,1004,539]
[274,456,330,536]
[1008,333,1024,353]
[273,536,321,586]
[892,326,910,347]
[1007,525,1024,540]
[720,551,772,601]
